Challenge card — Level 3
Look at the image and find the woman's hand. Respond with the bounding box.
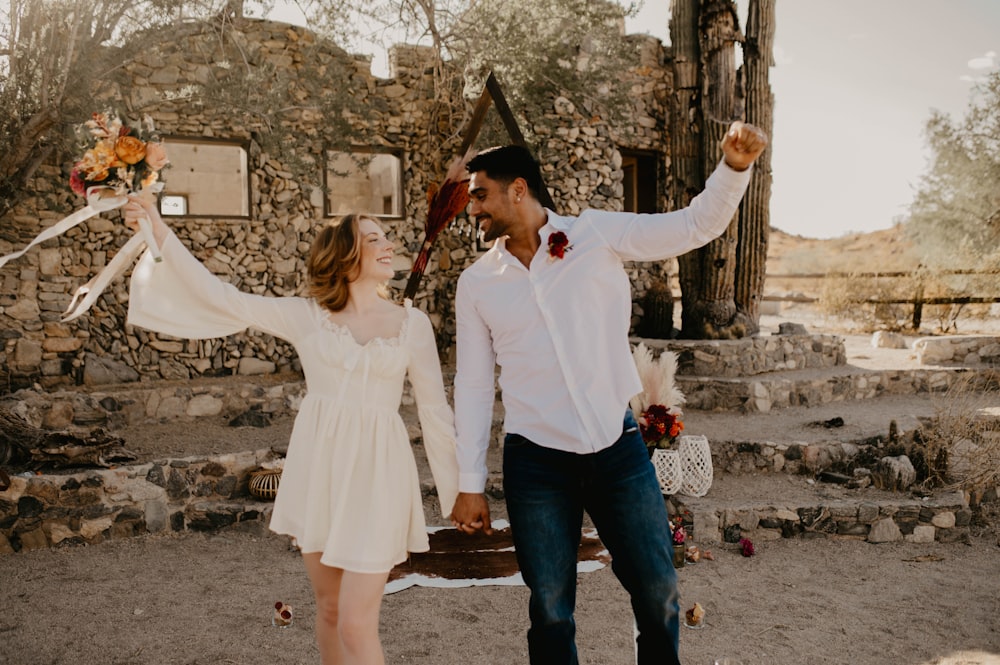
[123,193,169,248]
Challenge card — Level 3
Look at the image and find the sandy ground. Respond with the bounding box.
[3,309,1000,665]
[3,500,999,665]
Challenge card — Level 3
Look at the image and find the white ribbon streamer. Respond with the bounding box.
[0,184,165,322]
[0,187,125,270]
[61,233,147,322]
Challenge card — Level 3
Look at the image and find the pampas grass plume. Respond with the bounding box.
[630,343,685,415]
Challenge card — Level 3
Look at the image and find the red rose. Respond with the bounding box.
[739,537,755,557]
[547,231,572,260]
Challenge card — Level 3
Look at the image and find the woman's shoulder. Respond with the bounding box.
[401,300,434,333]
[401,298,426,318]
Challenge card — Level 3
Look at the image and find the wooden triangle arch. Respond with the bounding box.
[458,72,556,210]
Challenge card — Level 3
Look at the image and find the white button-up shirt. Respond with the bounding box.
[454,161,752,492]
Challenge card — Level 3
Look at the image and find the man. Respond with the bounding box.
[451,121,768,664]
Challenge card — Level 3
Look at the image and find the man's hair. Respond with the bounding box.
[466,145,544,202]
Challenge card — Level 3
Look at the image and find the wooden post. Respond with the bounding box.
[912,283,925,329]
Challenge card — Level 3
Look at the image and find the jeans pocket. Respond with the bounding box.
[504,432,530,449]
[623,408,638,433]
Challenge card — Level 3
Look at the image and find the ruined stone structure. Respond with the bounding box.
[0,17,674,393]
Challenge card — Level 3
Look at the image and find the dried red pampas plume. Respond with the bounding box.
[403,152,472,300]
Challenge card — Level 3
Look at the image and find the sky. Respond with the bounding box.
[268,1,1000,240]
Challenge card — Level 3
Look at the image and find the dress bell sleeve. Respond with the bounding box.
[127,231,307,342]
[405,306,460,520]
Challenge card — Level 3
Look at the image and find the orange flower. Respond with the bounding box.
[115,135,147,165]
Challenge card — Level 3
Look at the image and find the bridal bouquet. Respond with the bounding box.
[70,111,169,198]
[630,343,685,450]
[0,110,170,322]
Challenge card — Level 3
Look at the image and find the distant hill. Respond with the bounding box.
[767,225,915,275]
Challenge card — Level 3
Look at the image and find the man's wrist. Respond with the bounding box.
[723,158,752,172]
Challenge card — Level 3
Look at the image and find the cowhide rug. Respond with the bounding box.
[384,520,610,594]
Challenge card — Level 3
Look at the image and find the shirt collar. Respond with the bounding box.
[488,209,572,261]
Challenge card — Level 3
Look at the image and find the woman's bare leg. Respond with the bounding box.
[337,569,390,664]
[302,553,345,664]
[302,553,389,665]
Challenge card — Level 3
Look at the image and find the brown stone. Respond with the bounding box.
[42,337,83,353]
[17,528,49,551]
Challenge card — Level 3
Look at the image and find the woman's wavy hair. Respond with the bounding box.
[307,213,388,312]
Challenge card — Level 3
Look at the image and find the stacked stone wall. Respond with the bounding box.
[0,19,675,392]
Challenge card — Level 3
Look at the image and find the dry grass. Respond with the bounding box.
[914,376,1000,496]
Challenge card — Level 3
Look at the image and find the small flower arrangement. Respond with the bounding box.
[630,343,685,450]
[641,404,684,449]
[670,515,687,545]
[547,231,573,260]
[70,110,169,197]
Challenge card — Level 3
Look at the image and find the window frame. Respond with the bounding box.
[619,148,661,214]
[158,136,252,219]
[323,146,406,220]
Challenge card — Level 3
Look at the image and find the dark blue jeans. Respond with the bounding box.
[503,410,680,665]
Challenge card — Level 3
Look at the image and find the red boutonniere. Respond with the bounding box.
[547,231,573,261]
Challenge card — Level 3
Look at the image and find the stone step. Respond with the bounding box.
[0,450,280,554]
[665,474,973,548]
[182,499,273,533]
[676,364,998,413]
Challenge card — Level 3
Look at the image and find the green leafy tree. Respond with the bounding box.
[907,71,1000,272]
[0,0,218,217]
[449,0,640,133]
[300,0,642,146]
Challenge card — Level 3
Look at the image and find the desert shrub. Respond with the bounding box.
[817,274,911,332]
[909,376,1000,494]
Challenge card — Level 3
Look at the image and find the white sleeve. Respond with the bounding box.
[127,231,308,342]
[406,307,460,519]
[453,274,497,494]
[595,159,753,261]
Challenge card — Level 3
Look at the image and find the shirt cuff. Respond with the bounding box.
[459,472,488,494]
[718,157,754,177]
[709,157,754,194]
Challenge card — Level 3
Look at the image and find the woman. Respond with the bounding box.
[123,196,459,665]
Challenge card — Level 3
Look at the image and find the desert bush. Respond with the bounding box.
[817,274,911,332]
[910,376,1000,495]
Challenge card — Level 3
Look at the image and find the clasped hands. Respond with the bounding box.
[450,492,494,535]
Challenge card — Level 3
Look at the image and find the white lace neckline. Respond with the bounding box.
[318,302,411,349]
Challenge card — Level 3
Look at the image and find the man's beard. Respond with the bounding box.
[478,217,505,244]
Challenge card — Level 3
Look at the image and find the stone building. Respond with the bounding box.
[0,16,676,394]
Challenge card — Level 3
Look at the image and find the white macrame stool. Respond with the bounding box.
[678,435,713,497]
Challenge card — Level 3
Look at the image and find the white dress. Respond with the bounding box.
[127,232,459,573]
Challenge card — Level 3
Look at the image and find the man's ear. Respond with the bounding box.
[511,177,529,202]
